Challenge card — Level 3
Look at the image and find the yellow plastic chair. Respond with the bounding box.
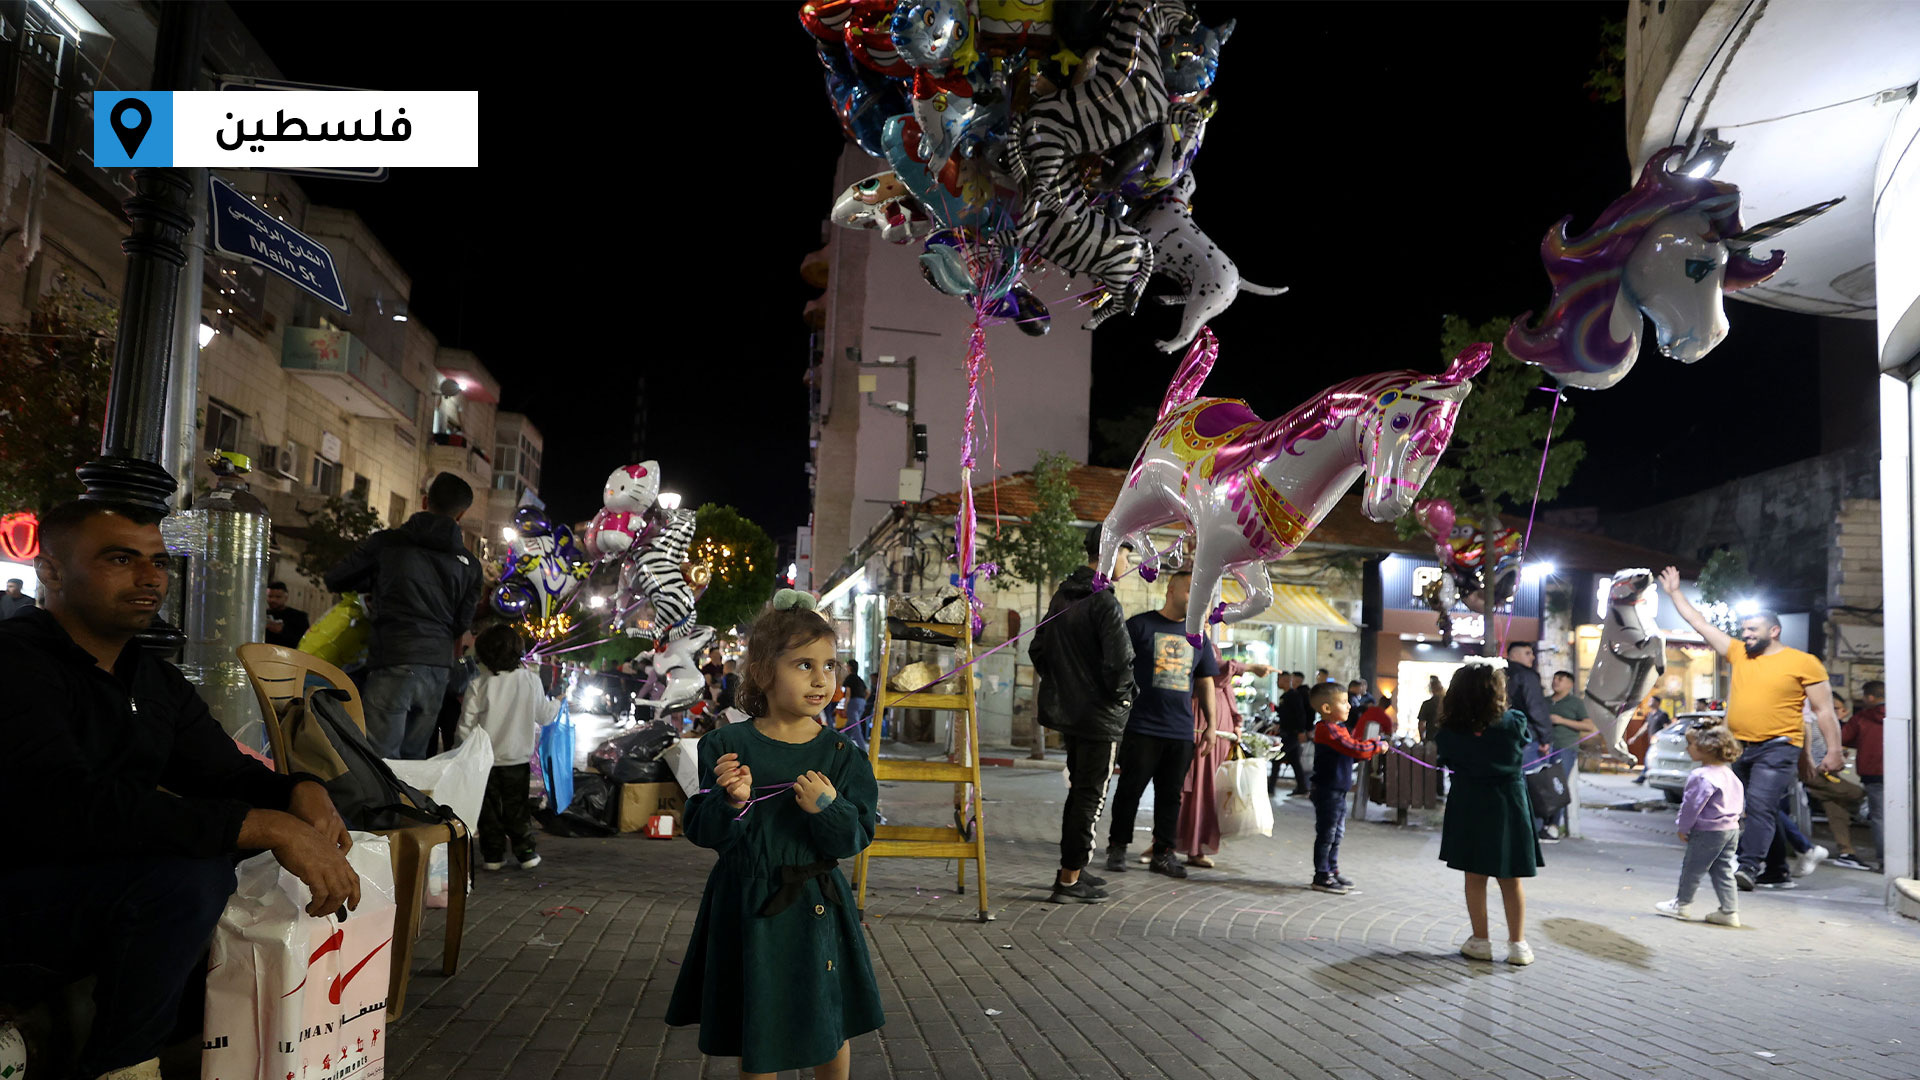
[236,643,468,1019]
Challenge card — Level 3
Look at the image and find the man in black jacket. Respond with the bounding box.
[327,473,484,759]
[1273,671,1314,797]
[1028,530,1134,903]
[1505,640,1559,841]
[0,501,360,1080]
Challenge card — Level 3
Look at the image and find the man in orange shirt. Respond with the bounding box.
[1658,568,1843,889]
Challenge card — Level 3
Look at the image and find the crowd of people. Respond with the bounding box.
[0,481,1899,1079]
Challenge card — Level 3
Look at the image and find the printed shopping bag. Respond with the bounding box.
[1215,756,1274,839]
[201,833,397,1080]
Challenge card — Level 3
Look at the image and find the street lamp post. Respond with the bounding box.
[76,0,206,513]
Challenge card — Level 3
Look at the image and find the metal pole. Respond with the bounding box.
[159,166,207,509]
[75,0,205,512]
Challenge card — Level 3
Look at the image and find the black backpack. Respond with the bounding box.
[280,688,462,836]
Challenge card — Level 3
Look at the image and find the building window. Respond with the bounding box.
[310,455,342,496]
[204,398,244,453]
[388,492,407,526]
[495,447,516,476]
[494,473,515,491]
[351,473,371,502]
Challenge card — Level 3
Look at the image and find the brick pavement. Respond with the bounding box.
[387,765,1920,1080]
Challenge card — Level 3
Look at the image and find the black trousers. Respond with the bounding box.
[1108,731,1195,856]
[1060,734,1120,871]
[480,763,537,862]
[1276,732,1309,792]
[0,855,236,1076]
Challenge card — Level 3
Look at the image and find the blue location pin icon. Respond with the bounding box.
[111,98,151,158]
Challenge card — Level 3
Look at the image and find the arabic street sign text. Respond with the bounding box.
[209,177,349,312]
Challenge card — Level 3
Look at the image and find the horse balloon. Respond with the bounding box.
[1096,330,1490,645]
[1507,146,1841,391]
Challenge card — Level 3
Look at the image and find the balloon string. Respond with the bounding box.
[1391,730,1595,776]
[1497,386,1564,655]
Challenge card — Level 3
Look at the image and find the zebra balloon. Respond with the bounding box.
[808,0,1276,351]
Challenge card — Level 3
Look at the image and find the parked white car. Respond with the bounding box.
[1644,711,1724,803]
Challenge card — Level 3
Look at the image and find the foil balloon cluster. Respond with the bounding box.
[807,0,1281,351]
[491,506,591,621]
[1094,329,1490,646]
[1411,498,1521,645]
[1506,146,1843,391]
[582,460,716,713]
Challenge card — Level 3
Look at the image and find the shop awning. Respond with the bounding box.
[1224,583,1355,630]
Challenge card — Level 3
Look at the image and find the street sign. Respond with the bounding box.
[209,177,349,312]
[214,75,389,181]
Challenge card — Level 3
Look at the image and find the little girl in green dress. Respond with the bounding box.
[666,590,884,1079]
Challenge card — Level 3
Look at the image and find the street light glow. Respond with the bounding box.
[588,594,607,610]
[1522,561,1557,581]
[1734,598,1760,616]
[198,321,219,348]
[500,526,517,542]
[658,492,682,511]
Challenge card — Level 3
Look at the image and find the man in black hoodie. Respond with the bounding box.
[0,501,360,1080]
[1504,640,1559,841]
[327,472,484,759]
[1028,529,1134,903]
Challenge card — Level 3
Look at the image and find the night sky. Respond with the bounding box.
[234,2,1827,537]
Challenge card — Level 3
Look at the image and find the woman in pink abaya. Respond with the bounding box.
[1178,636,1270,867]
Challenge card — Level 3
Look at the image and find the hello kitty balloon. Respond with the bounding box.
[586,461,663,558]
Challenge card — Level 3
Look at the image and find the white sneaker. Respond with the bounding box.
[1459,936,1493,961]
[481,859,506,871]
[518,853,543,870]
[1653,898,1693,920]
[1789,844,1828,878]
[1703,909,1742,927]
[1506,940,1535,966]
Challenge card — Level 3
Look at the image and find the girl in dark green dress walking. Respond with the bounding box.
[666,591,884,1078]
[1436,660,1543,967]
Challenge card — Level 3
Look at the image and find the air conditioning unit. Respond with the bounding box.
[259,442,300,481]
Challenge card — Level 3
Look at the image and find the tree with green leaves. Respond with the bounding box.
[982,450,1085,756]
[0,279,117,514]
[692,504,778,633]
[1695,547,1757,632]
[294,495,385,591]
[1399,315,1586,554]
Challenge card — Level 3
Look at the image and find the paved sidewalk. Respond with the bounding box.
[388,762,1920,1080]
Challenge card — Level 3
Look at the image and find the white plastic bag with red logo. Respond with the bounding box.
[202,832,397,1080]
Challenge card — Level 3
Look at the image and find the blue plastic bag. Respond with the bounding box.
[538,705,576,813]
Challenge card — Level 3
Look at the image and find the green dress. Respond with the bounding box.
[1436,709,1543,878]
[665,722,885,1072]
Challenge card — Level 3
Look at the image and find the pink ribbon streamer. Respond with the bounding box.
[1391,729,1596,776]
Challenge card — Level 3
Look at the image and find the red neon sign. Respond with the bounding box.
[0,512,39,561]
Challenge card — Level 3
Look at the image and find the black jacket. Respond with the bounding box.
[1277,685,1314,737]
[0,609,306,868]
[325,511,483,668]
[1506,663,1553,747]
[1028,566,1135,740]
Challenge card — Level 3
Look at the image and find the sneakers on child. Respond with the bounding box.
[1047,878,1110,904]
[1703,909,1742,927]
[1789,844,1828,878]
[1334,873,1355,888]
[1148,852,1188,879]
[517,853,542,870]
[1459,936,1493,961]
[1047,871,1107,889]
[1310,873,1350,895]
[481,858,507,871]
[1653,898,1693,920]
[1828,851,1873,871]
[1506,940,1535,966]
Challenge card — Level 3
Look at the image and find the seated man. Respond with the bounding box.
[0,501,360,1080]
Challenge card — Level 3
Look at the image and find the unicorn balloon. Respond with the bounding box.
[1096,330,1490,645]
[1507,147,1842,390]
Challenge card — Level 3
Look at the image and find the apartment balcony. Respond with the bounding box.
[281,327,420,423]
[427,435,492,489]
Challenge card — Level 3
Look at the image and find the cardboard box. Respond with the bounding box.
[620,781,686,834]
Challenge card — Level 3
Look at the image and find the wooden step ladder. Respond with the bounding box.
[854,620,992,922]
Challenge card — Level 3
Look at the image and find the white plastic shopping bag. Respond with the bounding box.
[661,736,702,798]
[387,730,489,908]
[1215,757,1274,839]
[202,832,397,1080]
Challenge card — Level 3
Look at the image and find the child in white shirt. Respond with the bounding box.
[458,624,560,870]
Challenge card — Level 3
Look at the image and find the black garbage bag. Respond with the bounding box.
[543,771,620,837]
[589,720,678,781]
